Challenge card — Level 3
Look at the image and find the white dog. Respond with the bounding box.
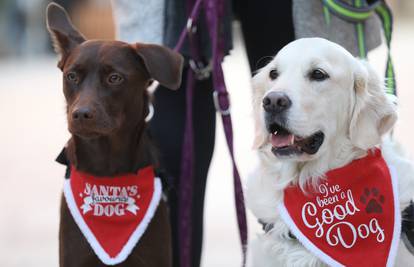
[247,38,414,267]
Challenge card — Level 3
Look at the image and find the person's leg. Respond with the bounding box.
[149,67,216,267]
[190,76,216,267]
[149,77,185,267]
[234,0,295,72]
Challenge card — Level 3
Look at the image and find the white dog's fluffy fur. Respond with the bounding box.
[247,38,414,267]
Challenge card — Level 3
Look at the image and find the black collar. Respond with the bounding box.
[56,147,171,191]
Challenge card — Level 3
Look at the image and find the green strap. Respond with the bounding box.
[322,0,379,22]
[375,3,396,95]
[354,0,367,58]
[322,0,396,96]
[323,5,332,26]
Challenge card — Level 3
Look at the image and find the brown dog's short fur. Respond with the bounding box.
[46,3,183,266]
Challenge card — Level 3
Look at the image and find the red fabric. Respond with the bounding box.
[283,149,397,267]
[70,166,155,258]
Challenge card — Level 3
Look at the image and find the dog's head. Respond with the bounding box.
[46,3,183,139]
[252,38,397,163]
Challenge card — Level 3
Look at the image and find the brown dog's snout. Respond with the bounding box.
[72,106,95,121]
[263,92,292,113]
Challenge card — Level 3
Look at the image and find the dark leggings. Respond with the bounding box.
[149,71,216,267]
[149,1,294,266]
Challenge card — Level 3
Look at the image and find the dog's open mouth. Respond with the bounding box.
[268,123,324,156]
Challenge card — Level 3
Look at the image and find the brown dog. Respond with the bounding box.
[46,3,183,266]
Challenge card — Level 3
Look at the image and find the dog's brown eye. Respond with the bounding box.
[310,69,329,81]
[66,72,79,84]
[269,69,279,80]
[107,73,124,85]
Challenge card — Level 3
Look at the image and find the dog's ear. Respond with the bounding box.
[46,3,85,69]
[134,43,184,90]
[252,68,270,149]
[349,60,397,150]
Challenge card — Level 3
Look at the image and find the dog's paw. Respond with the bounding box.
[360,187,385,214]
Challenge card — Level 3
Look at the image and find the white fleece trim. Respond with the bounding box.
[63,177,162,265]
[277,163,401,267]
[111,0,164,44]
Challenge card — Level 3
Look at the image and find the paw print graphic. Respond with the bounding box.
[360,188,385,214]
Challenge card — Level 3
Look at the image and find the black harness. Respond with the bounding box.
[402,201,414,254]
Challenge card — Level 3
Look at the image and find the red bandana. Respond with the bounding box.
[278,149,401,267]
[63,165,162,265]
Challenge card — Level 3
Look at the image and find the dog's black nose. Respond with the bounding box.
[262,92,292,113]
[72,107,94,120]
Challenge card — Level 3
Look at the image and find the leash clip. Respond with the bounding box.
[189,59,212,80]
[187,17,210,80]
[186,18,197,35]
[145,103,154,122]
[213,91,231,116]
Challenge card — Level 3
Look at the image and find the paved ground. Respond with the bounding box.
[1,19,414,267]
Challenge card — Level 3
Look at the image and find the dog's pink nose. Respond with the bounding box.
[263,92,292,113]
[72,107,94,120]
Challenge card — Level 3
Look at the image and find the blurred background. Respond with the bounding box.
[0,0,413,266]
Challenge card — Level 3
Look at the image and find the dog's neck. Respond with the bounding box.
[66,123,157,177]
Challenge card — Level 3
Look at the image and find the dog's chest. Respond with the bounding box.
[63,165,162,265]
[278,149,401,267]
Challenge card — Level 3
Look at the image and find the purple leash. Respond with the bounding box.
[174,1,202,266]
[204,0,248,264]
[178,69,195,267]
[173,0,248,266]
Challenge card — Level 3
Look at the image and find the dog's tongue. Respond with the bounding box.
[271,134,294,148]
